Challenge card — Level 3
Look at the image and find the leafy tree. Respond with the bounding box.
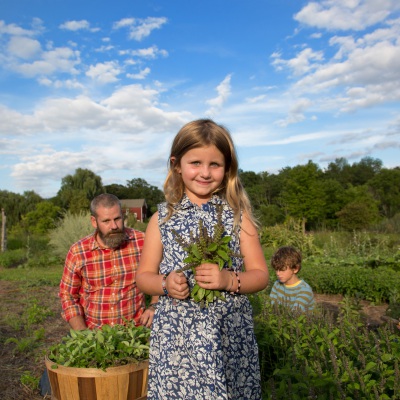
[368,167,400,218]
[319,179,348,229]
[324,158,352,187]
[55,168,104,212]
[258,204,285,227]
[280,161,326,232]
[325,157,382,187]
[350,156,382,186]
[103,184,130,199]
[0,190,43,230]
[336,200,380,231]
[22,201,62,234]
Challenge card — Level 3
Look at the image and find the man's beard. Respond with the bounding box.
[97,228,126,248]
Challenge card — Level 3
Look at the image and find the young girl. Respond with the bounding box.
[137,119,269,399]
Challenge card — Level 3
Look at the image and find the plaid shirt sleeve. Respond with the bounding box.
[59,239,88,323]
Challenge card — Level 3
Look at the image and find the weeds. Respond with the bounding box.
[20,371,39,391]
[252,292,400,399]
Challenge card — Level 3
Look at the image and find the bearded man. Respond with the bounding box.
[59,193,158,330]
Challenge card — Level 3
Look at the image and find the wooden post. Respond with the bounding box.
[1,208,6,252]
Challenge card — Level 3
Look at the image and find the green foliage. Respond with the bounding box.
[48,322,150,370]
[48,210,93,258]
[3,297,50,355]
[0,189,43,230]
[0,248,26,268]
[373,213,400,234]
[253,292,400,399]
[55,168,104,212]
[22,201,62,234]
[257,204,285,227]
[368,168,400,219]
[174,205,242,307]
[6,328,46,354]
[260,218,317,256]
[336,200,380,231]
[313,230,399,261]
[280,161,326,230]
[24,299,53,327]
[300,261,400,303]
[20,371,39,391]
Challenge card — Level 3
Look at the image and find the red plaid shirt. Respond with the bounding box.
[59,228,145,329]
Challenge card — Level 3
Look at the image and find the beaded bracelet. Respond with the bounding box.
[162,272,170,296]
[230,271,241,295]
[235,272,241,294]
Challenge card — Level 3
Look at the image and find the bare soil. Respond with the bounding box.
[0,281,392,400]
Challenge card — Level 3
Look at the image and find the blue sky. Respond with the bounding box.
[1,0,400,198]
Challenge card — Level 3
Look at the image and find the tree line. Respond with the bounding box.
[1,157,400,235]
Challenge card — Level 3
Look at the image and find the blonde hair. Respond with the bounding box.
[163,118,257,227]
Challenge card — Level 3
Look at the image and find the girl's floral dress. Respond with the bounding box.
[147,194,262,400]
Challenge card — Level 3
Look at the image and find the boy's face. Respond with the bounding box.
[275,267,299,285]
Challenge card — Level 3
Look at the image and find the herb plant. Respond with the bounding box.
[174,205,242,307]
[48,321,150,371]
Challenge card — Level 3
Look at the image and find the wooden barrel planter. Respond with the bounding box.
[45,357,148,400]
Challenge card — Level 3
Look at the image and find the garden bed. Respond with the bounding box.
[0,280,393,400]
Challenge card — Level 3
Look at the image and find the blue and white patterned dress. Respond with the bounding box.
[147,194,262,400]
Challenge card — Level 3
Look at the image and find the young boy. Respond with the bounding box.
[270,246,315,312]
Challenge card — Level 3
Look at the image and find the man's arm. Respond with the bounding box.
[68,315,88,330]
[59,249,86,326]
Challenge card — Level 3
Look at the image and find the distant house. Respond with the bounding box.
[121,199,147,222]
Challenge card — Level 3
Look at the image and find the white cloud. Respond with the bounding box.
[59,20,91,31]
[7,36,41,59]
[127,67,151,80]
[0,84,191,137]
[113,17,167,41]
[275,98,312,127]
[294,0,399,31]
[86,61,122,83]
[245,95,266,104]
[0,20,36,36]
[272,47,324,76]
[121,45,168,59]
[205,74,232,116]
[13,47,81,77]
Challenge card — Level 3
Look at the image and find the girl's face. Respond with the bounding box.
[177,145,226,205]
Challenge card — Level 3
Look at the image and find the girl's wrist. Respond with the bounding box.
[162,272,170,296]
[226,270,234,292]
[229,271,241,295]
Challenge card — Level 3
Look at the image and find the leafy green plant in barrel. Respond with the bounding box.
[48,321,150,371]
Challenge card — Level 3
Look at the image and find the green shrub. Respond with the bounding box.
[0,249,26,268]
[49,211,92,258]
[300,261,400,303]
[260,219,317,256]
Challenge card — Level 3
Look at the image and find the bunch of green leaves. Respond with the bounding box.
[48,322,150,371]
[174,205,242,307]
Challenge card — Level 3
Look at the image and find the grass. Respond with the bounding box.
[0,264,62,286]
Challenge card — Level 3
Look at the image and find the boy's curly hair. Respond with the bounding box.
[270,246,302,272]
